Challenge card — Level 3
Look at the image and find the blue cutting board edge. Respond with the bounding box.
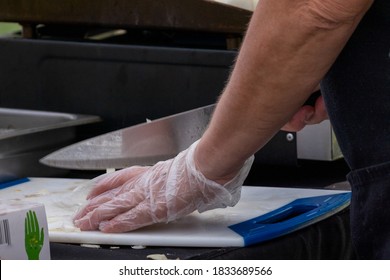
[229,192,351,246]
[0,177,30,190]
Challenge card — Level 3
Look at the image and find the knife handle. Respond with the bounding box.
[303,90,321,106]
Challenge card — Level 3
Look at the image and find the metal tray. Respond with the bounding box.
[0,107,100,182]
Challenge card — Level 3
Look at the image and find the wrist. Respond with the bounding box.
[193,139,246,185]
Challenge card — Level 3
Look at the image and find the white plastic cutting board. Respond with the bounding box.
[0,177,348,247]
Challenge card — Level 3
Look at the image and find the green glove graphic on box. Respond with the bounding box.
[25,210,45,260]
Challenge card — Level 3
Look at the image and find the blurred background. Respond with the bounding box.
[0,22,20,35]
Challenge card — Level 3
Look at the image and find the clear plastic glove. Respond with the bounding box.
[73,140,254,233]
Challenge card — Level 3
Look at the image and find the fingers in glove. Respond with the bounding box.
[74,188,147,230]
[87,166,149,199]
[99,202,158,233]
[73,188,121,221]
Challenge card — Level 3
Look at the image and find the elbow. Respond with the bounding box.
[302,0,374,30]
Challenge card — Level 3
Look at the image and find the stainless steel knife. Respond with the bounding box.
[40,104,215,170]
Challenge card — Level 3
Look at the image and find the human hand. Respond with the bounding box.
[73,140,254,233]
[25,210,44,260]
[281,93,328,132]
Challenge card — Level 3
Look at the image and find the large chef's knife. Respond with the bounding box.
[40,104,215,170]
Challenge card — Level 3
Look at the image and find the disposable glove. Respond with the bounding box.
[73,140,254,232]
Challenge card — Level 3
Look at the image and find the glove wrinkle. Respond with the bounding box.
[74,140,254,232]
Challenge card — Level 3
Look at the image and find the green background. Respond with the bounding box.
[0,22,21,35]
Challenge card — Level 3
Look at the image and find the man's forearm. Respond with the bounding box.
[195,0,373,183]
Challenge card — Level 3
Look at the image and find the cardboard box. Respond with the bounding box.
[0,202,50,260]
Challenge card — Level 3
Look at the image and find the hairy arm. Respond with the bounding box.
[195,0,373,183]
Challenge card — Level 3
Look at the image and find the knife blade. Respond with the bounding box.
[40,104,215,170]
